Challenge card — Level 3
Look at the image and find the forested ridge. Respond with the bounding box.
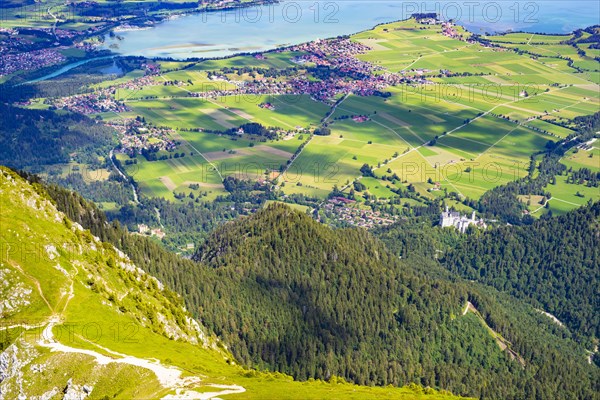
[443,201,600,342]
[18,170,600,399]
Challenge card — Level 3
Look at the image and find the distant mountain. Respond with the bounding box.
[0,167,466,399]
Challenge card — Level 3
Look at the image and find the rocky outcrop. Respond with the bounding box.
[0,342,37,400]
[62,378,93,400]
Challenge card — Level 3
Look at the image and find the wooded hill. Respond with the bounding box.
[0,104,115,171]
[2,167,469,399]
[21,169,599,400]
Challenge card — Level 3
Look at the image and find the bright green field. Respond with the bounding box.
[214,94,330,129]
[33,18,600,203]
[560,146,600,171]
[537,178,600,215]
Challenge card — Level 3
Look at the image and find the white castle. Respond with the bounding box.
[440,206,485,233]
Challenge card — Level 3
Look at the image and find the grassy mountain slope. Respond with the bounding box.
[0,167,466,399]
[13,168,599,399]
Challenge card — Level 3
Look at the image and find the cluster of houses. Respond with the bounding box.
[290,38,372,69]
[0,22,107,77]
[141,62,161,75]
[352,115,370,123]
[51,73,161,114]
[441,22,462,40]
[198,77,287,100]
[416,16,462,41]
[308,37,373,58]
[286,38,402,100]
[290,71,406,102]
[259,102,276,110]
[417,17,441,25]
[154,35,432,104]
[579,137,597,150]
[325,197,400,228]
[52,91,128,114]
[107,118,176,156]
[117,74,158,92]
[52,28,82,40]
[0,48,65,76]
[439,206,487,232]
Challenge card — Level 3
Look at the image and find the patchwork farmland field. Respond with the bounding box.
[32,18,599,216]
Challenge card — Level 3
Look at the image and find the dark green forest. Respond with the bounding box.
[443,201,599,342]
[20,171,600,400]
[0,104,115,171]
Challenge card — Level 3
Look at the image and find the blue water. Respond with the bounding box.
[100,0,600,60]
[24,56,114,84]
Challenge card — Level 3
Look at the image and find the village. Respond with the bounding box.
[188,37,430,104]
[0,22,107,77]
[0,48,66,77]
[324,197,401,228]
[49,67,159,114]
[51,90,129,114]
[105,117,176,157]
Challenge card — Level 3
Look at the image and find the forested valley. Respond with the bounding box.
[443,201,599,344]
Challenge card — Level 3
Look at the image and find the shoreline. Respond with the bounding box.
[8,10,597,85]
[110,17,596,64]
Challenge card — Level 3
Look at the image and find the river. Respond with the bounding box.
[23,56,115,84]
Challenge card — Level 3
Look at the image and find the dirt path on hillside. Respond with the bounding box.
[462,301,526,367]
[39,321,245,399]
[30,262,245,399]
[10,260,54,313]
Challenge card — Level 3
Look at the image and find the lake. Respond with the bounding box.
[102,1,599,60]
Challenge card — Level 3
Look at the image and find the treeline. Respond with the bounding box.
[22,172,598,399]
[226,122,277,139]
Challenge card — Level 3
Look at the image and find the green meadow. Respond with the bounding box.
[561,146,600,171]
[536,178,600,215]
